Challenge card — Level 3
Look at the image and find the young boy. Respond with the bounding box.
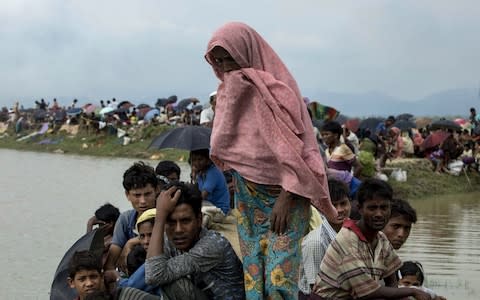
[313,179,432,300]
[104,162,159,271]
[382,198,417,250]
[68,250,104,300]
[298,178,352,298]
[190,149,230,215]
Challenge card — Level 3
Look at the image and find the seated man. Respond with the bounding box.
[298,178,352,298]
[145,182,245,300]
[68,250,104,300]
[313,179,432,300]
[105,162,159,272]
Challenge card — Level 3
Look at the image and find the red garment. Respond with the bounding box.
[205,22,335,219]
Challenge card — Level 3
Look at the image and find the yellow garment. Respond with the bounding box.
[136,208,156,231]
[309,206,323,231]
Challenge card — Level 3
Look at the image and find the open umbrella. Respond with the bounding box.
[99,107,115,116]
[148,126,212,151]
[136,103,151,109]
[175,98,200,113]
[83,104,97,114]
[144,108,160,122]
[359,117,384,131]
[430,119,461,132]
[345,118,360,133]
[420,130,450,151]
[155,95,177,107]
[118,101,134,109]
[50,227,107,300]
[307,101,340,121]
[396,113,414,121]
[415,117,432,129]
[66,107,83,116]
[393,120,416,131]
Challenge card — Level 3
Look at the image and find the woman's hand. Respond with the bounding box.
[270,189,295,235]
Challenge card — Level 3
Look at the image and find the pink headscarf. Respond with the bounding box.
[205,22,335,219]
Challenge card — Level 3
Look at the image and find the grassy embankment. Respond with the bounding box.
[1,124,479,200]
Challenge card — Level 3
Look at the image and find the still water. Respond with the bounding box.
[1,149,479,299]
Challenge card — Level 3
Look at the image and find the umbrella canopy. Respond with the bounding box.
[137,107,152,119]
[430,119,461,132]
[307,101,340,122]
[136,103,151,109]
[144,108,161,122]
[345,118,360,133]
[50,227,107,300]
[118,101,134,109]
[175,98,200,112]
[148,126,212,151]
[396,113,414,121]
[454,118,467,126]
[156,95,178,107]
[66,107,83,116]
[99,107,115,115]
[359,117,384,131]
[83,104,96,114]
[393,120,416,131]
[420,130,450,151]
[335,114,348,125]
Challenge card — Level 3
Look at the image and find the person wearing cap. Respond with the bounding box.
[105,209,162,296]
[200,91,216,127]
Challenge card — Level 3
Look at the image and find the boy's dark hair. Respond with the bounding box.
[321,121,343,138]
[95,203,120,224]
[190,148,211,160]
[164,181,202,216]
[391,198,417,224]
[68,250,102,279]
[328,178,350,203]
[399,261,425,285]
[356,178,393,206]
[155,160,181,178]
[122,161,158,192]
[126,244,146,276]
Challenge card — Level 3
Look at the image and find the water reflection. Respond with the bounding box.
[399,194,480,299]
[1,149,479,299]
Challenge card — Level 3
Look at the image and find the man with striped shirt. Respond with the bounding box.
[312,179,432,300]
[298,178,352,298]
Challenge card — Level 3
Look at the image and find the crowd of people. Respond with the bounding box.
[53,22,461,300]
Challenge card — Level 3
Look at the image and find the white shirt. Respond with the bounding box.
[200,107,214,125]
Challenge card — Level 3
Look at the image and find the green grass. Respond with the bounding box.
[2,124,479,200]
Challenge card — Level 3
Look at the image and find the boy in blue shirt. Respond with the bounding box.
[190,149,230,215]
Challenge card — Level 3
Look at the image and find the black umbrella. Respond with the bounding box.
[396,113,414,121]
[148,126,212,151]
[136,103,151,109]
[359,117,384,131]
[175,98,200,113]
[155,95,178,107]
[50,227,107,300]
[335,114,349,125]
[430,119,461,132]
[117,101,134,109]
[393,120,416,131]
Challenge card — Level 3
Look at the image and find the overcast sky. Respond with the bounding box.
[1,0,479,108]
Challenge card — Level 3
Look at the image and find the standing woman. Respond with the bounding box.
[205,22,336,300]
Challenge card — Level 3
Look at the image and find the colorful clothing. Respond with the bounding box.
[206,22,334,219]
[298,215,337,295]
[313,220,402,299]
[233,172,310,300]
[326,143,356,172]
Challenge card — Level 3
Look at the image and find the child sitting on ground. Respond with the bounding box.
[67,250,104,300]
[398,261,446,300]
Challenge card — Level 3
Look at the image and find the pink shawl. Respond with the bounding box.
[205,22,335,219]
